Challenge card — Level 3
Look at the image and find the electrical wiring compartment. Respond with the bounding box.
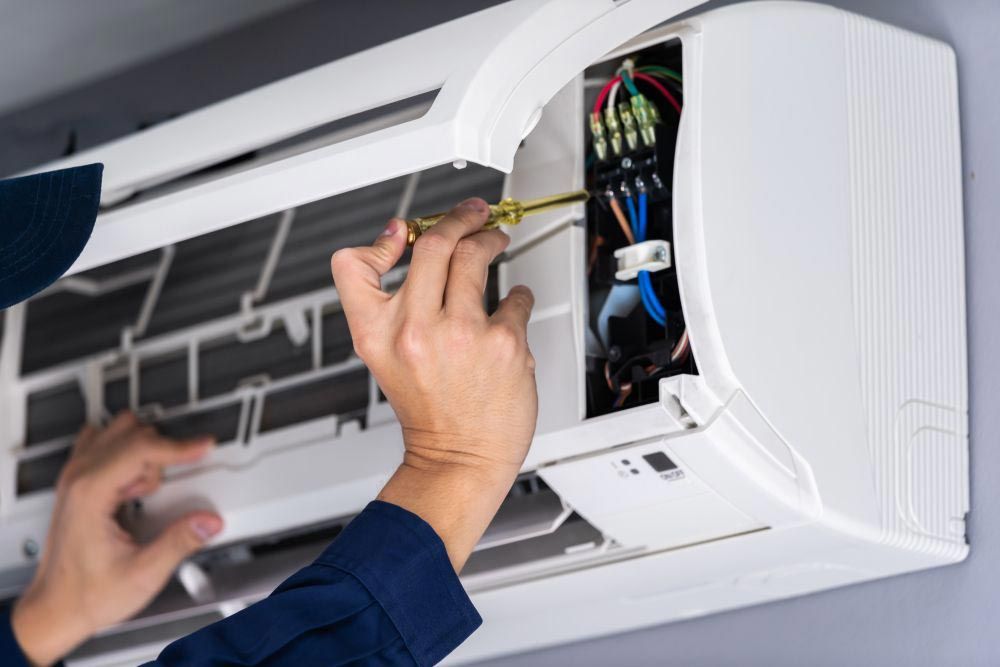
[583,39,694,418]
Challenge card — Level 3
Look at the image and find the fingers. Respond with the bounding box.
[490,285,535,334]
[444,229,509,317]
[91,432,214,509]
[131,511,223,592]
[101,411,141,443]
[404,198,491,313]
[72,423,99,454]
[330,218,407,324]
[74,411,141,457]
[120,466,164,501]
[122,431,215,469]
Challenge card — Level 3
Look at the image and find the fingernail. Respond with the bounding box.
[191,517,222,542]
[459,198,488,213]
[121,480,144,499]
[380,219,400,237]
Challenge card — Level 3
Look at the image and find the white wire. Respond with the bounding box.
[607,79,622,112]
[611,58,638,113]
[670,329,689,363]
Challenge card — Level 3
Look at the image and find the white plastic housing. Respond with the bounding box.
[613,240,672,281]
[0,2,966,665]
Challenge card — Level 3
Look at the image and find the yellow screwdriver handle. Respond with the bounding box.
[405,189,590,245]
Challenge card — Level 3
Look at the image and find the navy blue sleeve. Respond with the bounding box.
[0,606,31,667]
[146,501,481,667]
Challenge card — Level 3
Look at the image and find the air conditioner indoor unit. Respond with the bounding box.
[0,1,967,664]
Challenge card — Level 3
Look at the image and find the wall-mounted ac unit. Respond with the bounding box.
[0,1,967,664]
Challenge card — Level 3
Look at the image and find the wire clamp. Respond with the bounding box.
[614,240,672,281]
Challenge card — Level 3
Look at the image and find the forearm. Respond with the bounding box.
[149,501,482,666]
[377,451,520,572]
[11,589,92,666]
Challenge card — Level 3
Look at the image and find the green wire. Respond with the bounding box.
[637,65,683,84]
[619,69,640,96]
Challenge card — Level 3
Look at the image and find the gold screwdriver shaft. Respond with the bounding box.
[404,189,590,245]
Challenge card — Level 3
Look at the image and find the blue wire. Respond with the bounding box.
[638,274,665,326]
[637,191,648,242]
[639,272,665,320]
[618,190,666,327]
[636,191,667,326]
[625,196,640,239]
[639,273,660,316]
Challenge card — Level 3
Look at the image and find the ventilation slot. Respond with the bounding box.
[17,448,70,496]
[26,381,85,446]
[259,369,369,434]
[200,326,313,399]
[156,403,243,443]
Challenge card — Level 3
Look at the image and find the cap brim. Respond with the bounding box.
[0,163,103,309]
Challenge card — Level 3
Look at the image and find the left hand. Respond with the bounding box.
[11,413,223,666]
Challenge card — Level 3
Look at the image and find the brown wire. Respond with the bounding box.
[613,383,633,408]
[608,197,635,245]
[587,235,605,275]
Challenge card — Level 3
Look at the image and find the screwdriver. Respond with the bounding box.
[404,189,591,245]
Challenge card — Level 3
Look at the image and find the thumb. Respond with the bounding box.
[132,511,223,590]
[367,217,409,274]
[330,218,407,322]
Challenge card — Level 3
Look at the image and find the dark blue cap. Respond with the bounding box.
[0,163,103,309]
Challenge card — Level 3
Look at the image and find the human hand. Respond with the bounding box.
[11,413,223,666]
[330,198,536,569]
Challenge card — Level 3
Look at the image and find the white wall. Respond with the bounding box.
[0,0,312,115]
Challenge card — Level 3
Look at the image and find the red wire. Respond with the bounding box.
[594,72,682,115]
[593,75,621,115]
[633,72,682,114]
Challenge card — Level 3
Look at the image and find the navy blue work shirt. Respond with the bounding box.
[0,501,481,666]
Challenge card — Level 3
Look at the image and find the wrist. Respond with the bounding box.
[378,449,521,572]
[12,587,93,666]
[400,427,528,477]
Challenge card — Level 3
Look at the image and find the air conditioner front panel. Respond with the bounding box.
[676,2,967,547]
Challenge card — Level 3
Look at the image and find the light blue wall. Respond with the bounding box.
[478,1,1000,664]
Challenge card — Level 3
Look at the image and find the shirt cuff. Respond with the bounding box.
[314,500,482,667]
[0,606,32,667]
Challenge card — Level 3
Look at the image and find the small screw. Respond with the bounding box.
[621,157,633,170]
[22,539,39,560]
[608,345,622,362]
[653,246,668,263]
